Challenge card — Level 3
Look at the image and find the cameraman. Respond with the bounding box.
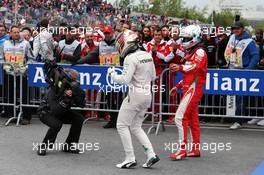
[37,69,84,156]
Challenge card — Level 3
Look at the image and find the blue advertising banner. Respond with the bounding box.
[28,64,264,96]
[28,63,126,91]
[174,69,264,96]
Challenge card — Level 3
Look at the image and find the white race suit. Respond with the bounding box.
[111,50,157,161]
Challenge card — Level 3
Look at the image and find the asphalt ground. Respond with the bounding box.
[0,118,263,175]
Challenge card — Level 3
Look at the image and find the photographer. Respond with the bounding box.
[37,67,85,156]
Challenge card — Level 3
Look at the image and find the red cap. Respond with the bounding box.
[103,26,113,33]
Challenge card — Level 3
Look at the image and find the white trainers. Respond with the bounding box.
[230,122,242,130]
[116,160,137,169]
[247,119,262,125]
[257,119,264,126]
[142,155,160,168]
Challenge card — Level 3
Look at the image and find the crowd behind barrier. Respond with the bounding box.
[1,63,264,134]
[1,0,264,130]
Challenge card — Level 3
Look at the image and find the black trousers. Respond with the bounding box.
[40,110,84,144]
[235,96,247,125]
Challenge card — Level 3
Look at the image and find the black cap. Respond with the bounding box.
[232,21,244,29]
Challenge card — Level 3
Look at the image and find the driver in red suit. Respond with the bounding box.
[168,25,208,160]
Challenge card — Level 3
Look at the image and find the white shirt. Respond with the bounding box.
[33,29,55,61]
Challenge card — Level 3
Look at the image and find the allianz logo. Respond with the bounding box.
[205,73,260,92]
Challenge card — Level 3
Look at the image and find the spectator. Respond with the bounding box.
[215,29,229,67]
[170,26,181,44]
[150,21,159,36]
[2,25,33,124]
[21,27,34,48]
[140,26,152,49]
[130,22,138,33]
[161,25,170,41]
[180,17,190,27]
[122,21,130,31]
[203,34,217,67]
[225,22,259,129]
[255,29,264,69]
[0,23,9,61]
[248,29,264,126]
[114,21,123,36]
[93,21,105,42]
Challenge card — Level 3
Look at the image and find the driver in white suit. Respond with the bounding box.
[108,30,160,169]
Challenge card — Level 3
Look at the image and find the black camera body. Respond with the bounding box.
[43,60,85,108]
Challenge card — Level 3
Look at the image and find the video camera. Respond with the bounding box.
[43,59,85,108]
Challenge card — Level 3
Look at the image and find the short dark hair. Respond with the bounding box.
[21,27,32,34]
[10,25,20,31]
[60,22,68,27]
[123,21,131,28]
[256,29,263,35]
[40,19,49,28]
[0,23,7,31]
[73,24,80,28]
[142,26,151,32]
[154,27,162,33]
[161,25,169,30]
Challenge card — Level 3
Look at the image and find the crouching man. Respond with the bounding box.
[37,67,85,156]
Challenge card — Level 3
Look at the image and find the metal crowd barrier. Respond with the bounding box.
[0,66,154,126]
[1,64,264,135]
[0,63,20,126]
[153,68,264,135]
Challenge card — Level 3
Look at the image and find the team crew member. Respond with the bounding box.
[80,31,99,119]
[57,27,81,64]
[33,19,55,62]
[161,27,185,122]
[76,26,122,129]
[80,32,98,57]
[2,25,34,124]
[108,30,160,169]
[161,38,186,123]
[146,28,166,114]
[169,25,208,160]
